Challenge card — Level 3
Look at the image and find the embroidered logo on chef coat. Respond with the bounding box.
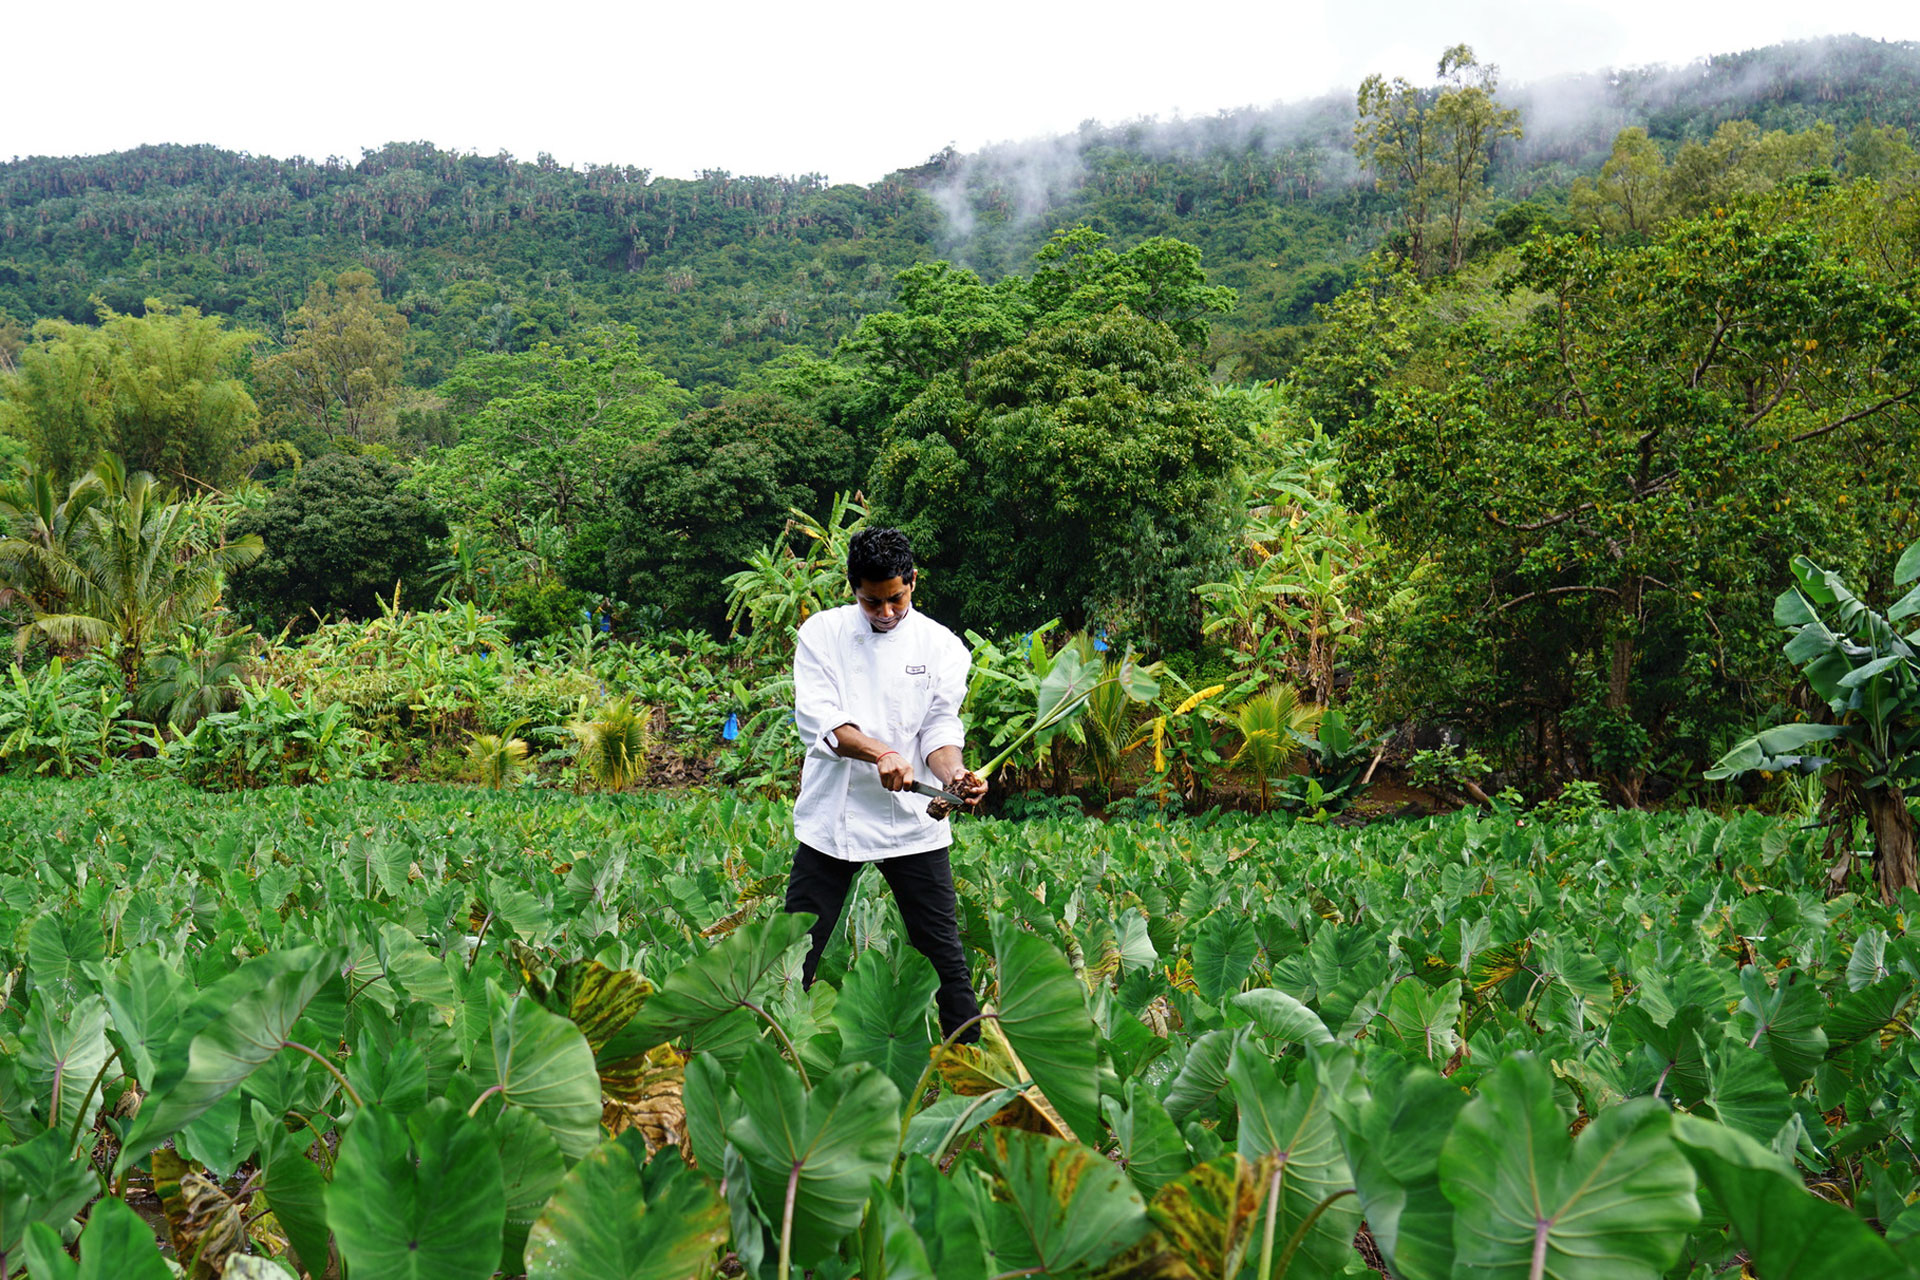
[906,665,926,674]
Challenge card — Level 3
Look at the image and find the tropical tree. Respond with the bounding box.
[228,453,448,628]
[1342,180,1920,796]
[413,328,691,536]
[0,304,262,486]
[255,269,409,447]
[568,698,648,791]
[137,624,257,728]
[869,310,1243,640]
[6,457,263,699]
[609,394,861,631]
[1353,45,1521,274]
[0,462,109,623]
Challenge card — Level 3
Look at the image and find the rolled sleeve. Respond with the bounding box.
[917,633,969,767]
[793,616,854,760]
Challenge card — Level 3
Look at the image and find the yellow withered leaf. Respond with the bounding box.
[560,960,653,1055]
[1145,1153,1268,1279]
[934,1019,1079,1143]
[600,1043,687,1155]
[155,1155,243,1280]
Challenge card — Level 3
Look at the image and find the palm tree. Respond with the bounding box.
[8,458,264,701]
[567,697,649,791]
[1230,684,1323,812]
[0,464,109,624]
[137,624,258,728]
[468,718,532,790]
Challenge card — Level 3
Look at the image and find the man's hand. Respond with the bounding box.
[876,750,914,792]
[927,768,988,820]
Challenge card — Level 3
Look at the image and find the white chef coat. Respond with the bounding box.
[792,603,971,861]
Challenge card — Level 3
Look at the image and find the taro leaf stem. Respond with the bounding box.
[65,1046,122,1158]
[466,1084,505,1118]
[979,688,1099,779]
[1530,1217,1552,1280]
[778,1158,801,1280]
[739,999,811,1090]
[1274,1187,1356,1279]
[280,1040,365,1110]
[894,1011,999,1171]
[1255,1162,1284,1280]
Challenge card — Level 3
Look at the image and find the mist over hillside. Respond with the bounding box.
[0,34,1914,389]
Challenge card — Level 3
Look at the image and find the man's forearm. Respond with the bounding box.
[927,744,966,786]
[828,723,903,765]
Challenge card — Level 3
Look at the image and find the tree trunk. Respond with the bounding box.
[1863,785,1919,905]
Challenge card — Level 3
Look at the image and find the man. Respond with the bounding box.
[786,527,988,1042]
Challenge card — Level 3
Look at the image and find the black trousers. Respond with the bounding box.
[784,842,981,1043]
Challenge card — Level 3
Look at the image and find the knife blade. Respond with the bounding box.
[909,779,971,806]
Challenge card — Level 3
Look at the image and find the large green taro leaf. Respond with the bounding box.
[1232,988,1334,1049]
[1672,1113,1911,1280]
[494,1103,566,1275]
[326,1099,506,1280]
[118,944,346,1172]
[1735,967,1828,1088]
[0,1129,99,1260]
[991,914,1104,1145]
[1193,914,1261,1005]
[727,1041,901,1267]
[899,1155,991,1280]
[483,984,603,1159]
[833,945,939,1102]
[1610,1005,1712,1105]
[95,948,187,1085]
[26,910,104,1006]
[523,1138,728,1280]
[871,1180,940,1280]
[1104,1079,1189,1198]
[21,1194,173,1280]
[1228,1040,1361,1279]
[1702,1042,1794,1147]
[1164,1027,1243,1124]
[681,1050,740,1174]
[254,1100,331,1280]
[17,993,111,1138]
[618,912,813,1049]
[1328,1055,1464,1280]
[976,1128,1151,1276]
[1439,1054,1699,1279]
[1377,978,1462,1063]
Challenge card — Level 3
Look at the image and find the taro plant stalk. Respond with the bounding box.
[975,642,1160,780]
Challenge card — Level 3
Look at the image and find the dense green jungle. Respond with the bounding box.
[1,32,1920,1280]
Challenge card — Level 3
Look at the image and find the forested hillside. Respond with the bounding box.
[2,35,1914,390]
[1,31,1917,821]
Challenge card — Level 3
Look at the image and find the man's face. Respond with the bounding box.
[854,574,914,633]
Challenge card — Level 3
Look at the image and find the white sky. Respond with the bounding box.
[4,1,1915,184]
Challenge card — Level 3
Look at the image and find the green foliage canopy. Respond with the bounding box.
[1341,179,1920,795]
[608,394,860,631]
[230,454,448,627]
[0,304,260,486]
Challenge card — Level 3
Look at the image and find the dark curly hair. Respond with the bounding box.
[847,527,915,586]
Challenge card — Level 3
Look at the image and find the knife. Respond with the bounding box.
[909,779,972,807]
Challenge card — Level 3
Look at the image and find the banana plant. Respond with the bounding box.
[1707,539,1920,902]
